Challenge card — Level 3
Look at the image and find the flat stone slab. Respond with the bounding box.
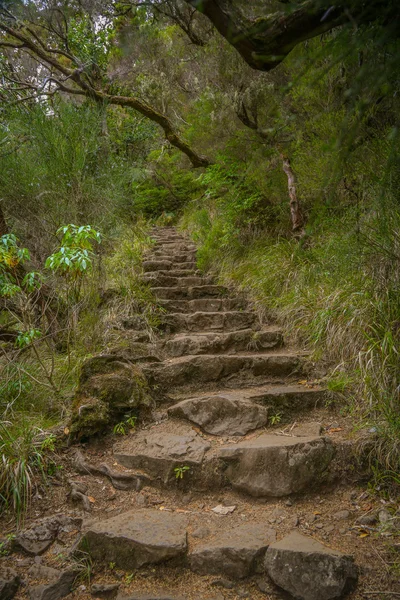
[168,395,269,436]
[164,311,255,333]
[265,531,358,600]
[144,353,301,389]
[163,329,281,357]
[189,522,276,579]
[80,509,187,570]
[114,430,210,483]
[219,434,334,497]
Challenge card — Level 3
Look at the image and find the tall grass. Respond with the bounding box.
[0,422,57,525]
[181,201,400,484]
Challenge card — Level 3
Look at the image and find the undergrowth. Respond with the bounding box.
[181,197,400,487]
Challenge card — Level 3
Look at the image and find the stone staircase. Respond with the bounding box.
[114,226,334,498]
[69,227,358,599]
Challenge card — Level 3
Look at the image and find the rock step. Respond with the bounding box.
[78,509,188,570]
[78,511,357,595]
[142,275,212,288]
[156,269,200,278]
[153,285,228,300]
[167,394,270,435]
[162,311,256,333]
[143,352,302,389]
[170,383,328,415]
[113,421,334,496]
[154,243,196,252]
[163,328,283,357]
[143,261,197,273]
[159,297,246,313]
[151,251,197,261]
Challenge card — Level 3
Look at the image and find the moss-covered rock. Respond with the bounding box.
[70,355,152,439]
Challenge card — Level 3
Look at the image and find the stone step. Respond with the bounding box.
[113,421,334,496]
[143,352,302,389]
[142,275,212,288]
[189,521,277,579]
[161,311,256,332]
[152,285,228,300]
[143,260,197,273]
[156,269,200,278]
[219,433,334,497]
[265,531,358,599]
[78,509,188,570]
[163,328,282,357]
[152,252,197,261]
[167,394,269,435]
[170,383,327,416]
[76,507,358,593]
[159,298,245,314]
[154,243,196,252]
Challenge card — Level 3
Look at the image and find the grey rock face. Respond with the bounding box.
[0,566,19,600]
[15,515,82,555]
[114,430,210,483]
[27,565,76,600]
[189,523,276,579]
[264,531,358,600]
[79,509,187,570]
[168,395,269,436]
[219,434,334,497]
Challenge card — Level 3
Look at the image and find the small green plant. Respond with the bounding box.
[174,465,190,480]
[124,572,135,584]
[109,561,116,571]
[125,416,137,429]
[113,415,137,436]
[113,422,127,436]
[269,412,283,426]
[0,534,14,556]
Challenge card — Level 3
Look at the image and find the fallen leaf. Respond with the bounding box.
[329,428,343,433]
[63,427,70,435]
[88,496,96,503]
[359,533,370,538]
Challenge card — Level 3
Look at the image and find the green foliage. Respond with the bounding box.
[46,224,101,293]
[0,422,59,524]
[132,152,203,219]
[174,465,190,480]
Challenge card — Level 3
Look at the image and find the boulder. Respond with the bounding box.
[70,355,151,438]
[79,509,187,570]
[91,582,120,598]
[0,566,19,600]
[27,565,76,600]
[219,434,334,497]
[168,395,268,436]
[189,523,276,579]
[264,531,358,600]
[15,515,82,555]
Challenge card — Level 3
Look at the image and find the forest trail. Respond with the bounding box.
[3,227,399,600]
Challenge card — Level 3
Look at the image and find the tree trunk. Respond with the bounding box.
[281,154,305,234]
[185,1,400,72]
